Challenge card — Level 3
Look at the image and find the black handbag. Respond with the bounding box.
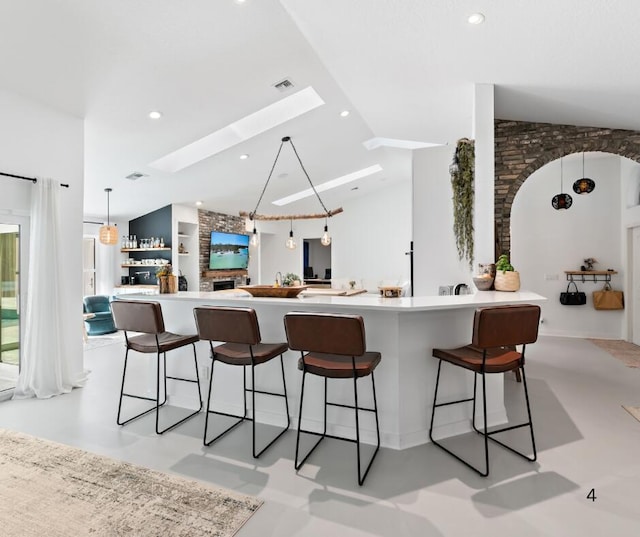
[178,271,188,291]
[559,281,586,306]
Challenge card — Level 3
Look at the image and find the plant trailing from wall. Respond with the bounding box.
[450,138,475,269]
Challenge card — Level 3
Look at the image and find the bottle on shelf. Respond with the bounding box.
[160,237,165,248]
[121,236,126,249]
[133,235,138,248]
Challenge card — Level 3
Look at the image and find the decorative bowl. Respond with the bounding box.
[238,285,307,298]
[472,275,494,291]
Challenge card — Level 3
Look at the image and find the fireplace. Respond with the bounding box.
[213,280,235,291]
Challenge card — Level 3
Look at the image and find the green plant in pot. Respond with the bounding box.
[494,254,520,292]
[282,272,301,287]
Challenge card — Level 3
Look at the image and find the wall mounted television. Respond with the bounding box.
[209,231,250,270]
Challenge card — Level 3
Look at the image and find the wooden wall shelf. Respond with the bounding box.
[121,247,171,252]
[565,270,618,283]
[202,270,248,279]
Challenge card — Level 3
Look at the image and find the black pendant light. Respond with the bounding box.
[572,153,596,194]
[552,156,573,210]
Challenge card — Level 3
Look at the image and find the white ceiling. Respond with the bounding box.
[2,0,640,221]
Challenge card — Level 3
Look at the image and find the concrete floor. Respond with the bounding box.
[0,335,639,536]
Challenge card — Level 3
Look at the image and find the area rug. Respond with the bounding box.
[0,429,262,537]
[622,405,640,424]
[84,330,125,352]
[587,339,640,368]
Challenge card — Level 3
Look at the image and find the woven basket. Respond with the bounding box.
[494,271,520,292]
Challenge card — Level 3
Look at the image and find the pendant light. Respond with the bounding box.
[321,216,331,246]
[99,187,118,245]
[551,157,573,210]
[572,153,596,194]
[249,220,259,247]
[240,136,342,249]
[285,219,297,249]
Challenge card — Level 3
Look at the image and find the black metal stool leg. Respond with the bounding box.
[429,361,489,476]
[204,355,247,446]
[354,372,380,486]
[117,348,166,426]
[156,342,203,434]
[295,372,327,471]
[251,353,291,458]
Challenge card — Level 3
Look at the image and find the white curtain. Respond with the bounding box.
[13,177,87,399]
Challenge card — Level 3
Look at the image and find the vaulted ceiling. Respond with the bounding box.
[1,0,639,220]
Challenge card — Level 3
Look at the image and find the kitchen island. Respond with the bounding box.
[123,290,546,449]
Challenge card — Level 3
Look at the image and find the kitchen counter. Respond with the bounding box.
[122,289,546,449]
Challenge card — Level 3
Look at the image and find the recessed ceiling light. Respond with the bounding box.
[149,111,162,119]
[148,86,325,172]
[340,110,350,117]
[468,13,485,25]
[195,201,203,206]
[234,0,246,4]
[272,164,383,206]
[240,154,249,160]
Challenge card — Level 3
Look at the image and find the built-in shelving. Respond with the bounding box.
[121,247,171,252]
[121,263,164,267]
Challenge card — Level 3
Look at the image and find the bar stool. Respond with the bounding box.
[110,299,202,434]
[283,312,381,486]
[193,306,290,458]
[430,304,541,476]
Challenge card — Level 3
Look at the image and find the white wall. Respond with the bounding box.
[413,145,473,295]
[0,88,85,371]
[83,217,128,295]
[512,153,623,338]
[254,180,412,289]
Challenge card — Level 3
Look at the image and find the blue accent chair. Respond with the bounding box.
[83,295,117,336]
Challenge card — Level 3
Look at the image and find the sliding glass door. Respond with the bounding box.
[0,218,26,393]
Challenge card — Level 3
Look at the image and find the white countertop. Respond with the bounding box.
[139,289,547,312]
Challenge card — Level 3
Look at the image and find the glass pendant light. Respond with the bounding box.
[249,221,259,247]
[285,219,297,249]
[99,187,119,245]
[321,217,331,246]
[572,153,596,194]
[552,156,573,210]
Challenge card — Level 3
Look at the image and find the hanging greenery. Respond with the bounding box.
[450,138,475,269]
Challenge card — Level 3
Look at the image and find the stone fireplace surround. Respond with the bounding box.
[198,209,247,291]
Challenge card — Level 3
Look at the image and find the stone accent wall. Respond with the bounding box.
[198,210,247,291]
[494,119,640,256]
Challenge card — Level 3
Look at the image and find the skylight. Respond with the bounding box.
[272,164,383,206]
[363,137,443,150]
[148,86,325,173]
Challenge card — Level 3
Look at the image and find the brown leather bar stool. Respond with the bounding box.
[193,306,290,458]
[430,304,541,476]
[284,312,381,486]
[110,299,202,434]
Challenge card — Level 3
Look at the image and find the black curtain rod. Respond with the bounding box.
[1,171,70,188]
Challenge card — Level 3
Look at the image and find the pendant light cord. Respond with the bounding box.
[248,136,333,220]
[287,137,331,217]
[105,187,113,226]
[249,140,285,219]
